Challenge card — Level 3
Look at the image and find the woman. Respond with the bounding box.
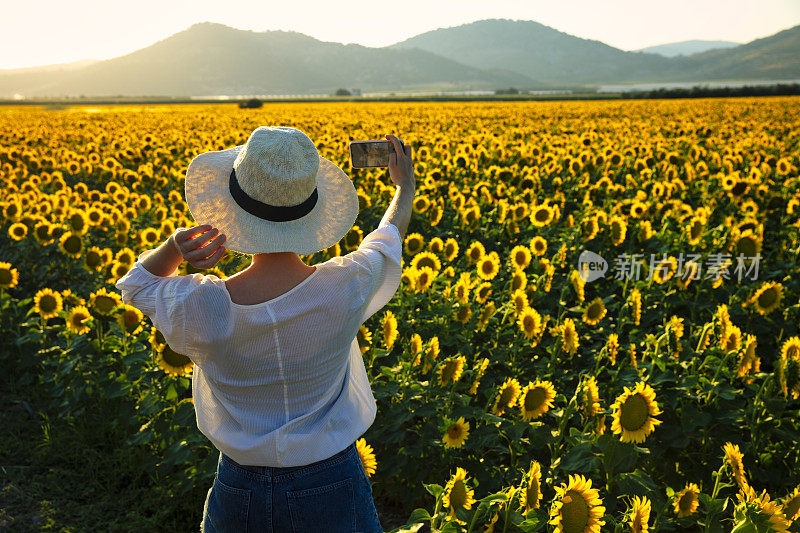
[115,126,415,532]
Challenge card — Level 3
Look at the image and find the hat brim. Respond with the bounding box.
[184,145,359,255]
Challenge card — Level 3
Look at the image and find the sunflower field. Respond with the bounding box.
[1,97,800,532]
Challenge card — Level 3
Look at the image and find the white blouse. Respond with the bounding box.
[114,218,403,467]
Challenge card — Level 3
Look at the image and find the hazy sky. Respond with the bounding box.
[2,0,799,69]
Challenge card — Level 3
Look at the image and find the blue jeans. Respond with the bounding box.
[200,441,383,532]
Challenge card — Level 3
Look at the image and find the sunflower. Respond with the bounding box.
[517,307,542,342]
[737,334,760,380]
[518,379,556,421]
[492,377,522,416]
[89,287,122,317]
[58,231,84,258]
[650,256,677,284]
[356,438,377,477]
[410,251,442,275]
[414,266,436,293]
[156,344,193,377]
[474,281,492,303]
[609,215,627,246]
[139,227,161,247]
[627,495,651,533]
[530,204,555,227]
[402,269,417,291]
[723,442,750,491]
[8,222,28,241]
[469,357,489,395]
[117,304,144,335]
[33,221,54,246]
[734,485,791,532]
[422,337,440,374]
[443,238,459,262]
[519,461,543,513]
[0,261,20,289]
[452,273,471,304]
[610,381,663,444]
[582,297,606,325]
[510,245,532,270]
[357,325,372,354]
[33,288,63,320]
[557,318,580,357]
[570,270,585,303]
[83,246,105,273]
[780,485,800,522]
[441,467,476,525]
[403,233,425,256]
[581,376,602,419]
[442,417,470,449]
[548,474,606,533]
[455,304,472,324]
[477,301,496,330]
[530,236,548,256]
[67,210,89,235]
[746,281,783,316]
[673,483,701,517]
[438,355,466,387]
[476,251,500,280]
[382,310,398,349]
[408,333,424,365]
[66,305,93,335]
[511,270,527,292]
[465,241,485,265]
[734,229,762,258]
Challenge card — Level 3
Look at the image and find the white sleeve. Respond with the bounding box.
[114,249,204,356]
[344,219,404,325]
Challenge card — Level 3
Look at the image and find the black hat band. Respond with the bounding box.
[229,168,318,222]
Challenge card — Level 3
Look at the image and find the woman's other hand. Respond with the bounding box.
[171,224,226,269]
[385,134,415,190]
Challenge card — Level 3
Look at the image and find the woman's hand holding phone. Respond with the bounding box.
[385,134,414,190]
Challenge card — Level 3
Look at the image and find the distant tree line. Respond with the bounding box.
[620,83,800,99]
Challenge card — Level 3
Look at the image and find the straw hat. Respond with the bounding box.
[185,126,359,255]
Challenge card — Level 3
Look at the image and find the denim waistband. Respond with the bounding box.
[218,441,358,483]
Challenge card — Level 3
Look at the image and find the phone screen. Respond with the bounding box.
[349,140,396,169]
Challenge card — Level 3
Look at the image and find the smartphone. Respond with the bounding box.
[349,139,401,169]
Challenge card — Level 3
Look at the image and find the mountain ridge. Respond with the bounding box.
[1,19,797,97]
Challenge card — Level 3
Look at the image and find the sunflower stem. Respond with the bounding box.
[502,487,516,533]
[703,349,734,404]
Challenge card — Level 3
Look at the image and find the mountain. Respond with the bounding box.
[388,18,675,85]
[635,40,740,57]
[0,22,535,97]
[0,59,100,74]
[665,25,800,81]
[1,19,798,97]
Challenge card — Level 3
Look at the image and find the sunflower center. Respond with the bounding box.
[448,424,462,439]
[524,387,546,413]
[560,489,589,533]
[449,480,467,509]
[39,295,58,313]
[123,310,139,328]
[94,295,117,314]
[737,237,756,256]
[678,492,694,512]
[757,288,778,309]
[784,495,800,520]
[499,387,516,406]
[620,393,649,431]
[0,269,11,285]
[71,312,89,327]
[64,235,82,254]
[587,303,602,320]
[162,346,191,367]
[481,261,493,275]
[535,208,549,222]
